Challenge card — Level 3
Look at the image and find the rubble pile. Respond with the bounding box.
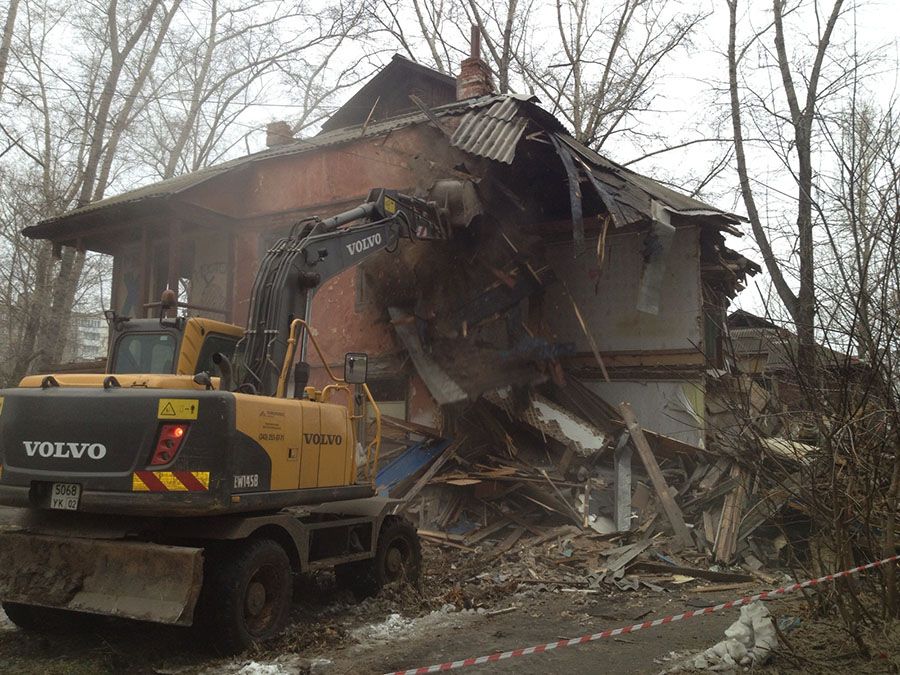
[370,371,819,591]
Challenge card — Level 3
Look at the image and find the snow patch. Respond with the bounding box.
[202,654,330,675]
[352,606,481,647]
[352,612,416,642]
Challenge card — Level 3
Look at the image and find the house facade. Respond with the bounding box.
[24,52,757,448]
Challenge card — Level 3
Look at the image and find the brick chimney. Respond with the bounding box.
[266,121,293,148]
[456,26,494,100]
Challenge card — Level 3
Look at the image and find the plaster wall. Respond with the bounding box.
[544,227,702,354]
[585,379,706,448]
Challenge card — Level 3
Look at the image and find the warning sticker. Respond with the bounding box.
[157,398,199,420]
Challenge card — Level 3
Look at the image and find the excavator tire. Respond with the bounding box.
[335,516,421,600]
[195,538,292,654]
[1,601,94,633]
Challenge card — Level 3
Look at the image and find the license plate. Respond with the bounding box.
[49,482,81,511]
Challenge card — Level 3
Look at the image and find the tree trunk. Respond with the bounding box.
[33,246,85,372]
[884,433,900,617]
[0,0,19,95]
[9,242,53,382]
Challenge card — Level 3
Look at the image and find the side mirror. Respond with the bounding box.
[344,352,368,384]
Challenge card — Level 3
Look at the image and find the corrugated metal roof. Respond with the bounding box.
[449,95,532,164]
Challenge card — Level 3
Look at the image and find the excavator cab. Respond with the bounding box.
[105,312,243,377]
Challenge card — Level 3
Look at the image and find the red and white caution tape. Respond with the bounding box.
[388,554,900,675]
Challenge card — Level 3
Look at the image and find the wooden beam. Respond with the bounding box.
[166,220,180,305]
[381,414,444,439]
[630,562,753,583]
[565,351,708,369]
[613,431,632,532]
[618,402,693,551]
[714,464,747,563]
[138,224,150,318]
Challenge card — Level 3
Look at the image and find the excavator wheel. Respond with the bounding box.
[335,516,421,600]
[196,538,292,654]
[2,601,94,633]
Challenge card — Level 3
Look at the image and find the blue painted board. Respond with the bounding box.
[376,438,452,497]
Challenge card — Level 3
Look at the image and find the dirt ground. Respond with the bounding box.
[0,542,897,674]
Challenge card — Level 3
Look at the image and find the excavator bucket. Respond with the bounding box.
[0,532,204,625]
[428,179,482,229]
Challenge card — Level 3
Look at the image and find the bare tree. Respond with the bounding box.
[518,0,703,148]
[727,0,847,377]
[0,0,366,379]
[6,0,182,372]
[131,0,367,180]
[723,0,900,623]
[370,0,467,73]
[0,0,18,94]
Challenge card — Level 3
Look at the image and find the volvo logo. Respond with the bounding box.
[345,233,382,256]
[22,441,107,460]
[303,433,342,446]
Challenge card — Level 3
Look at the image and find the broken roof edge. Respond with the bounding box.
[555,134,744,228]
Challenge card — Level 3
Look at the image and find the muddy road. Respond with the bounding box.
[0,549,746,675]
[3,527,892,675]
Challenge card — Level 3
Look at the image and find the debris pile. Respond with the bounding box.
[370,371,815,591]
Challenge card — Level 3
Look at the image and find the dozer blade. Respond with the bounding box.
[0,532,203,625]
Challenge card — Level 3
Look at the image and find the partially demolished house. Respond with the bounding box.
[25,46,762,554]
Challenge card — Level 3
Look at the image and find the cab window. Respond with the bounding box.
[113,333,176,374]
[195,334,239,375]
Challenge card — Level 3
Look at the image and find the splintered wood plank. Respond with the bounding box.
[714,464,747,563]
[618,402,694,551]
[464,518,513,546]
[630,562,753,583]
[381,414,444,439]
[490,526,527,558]
[605,539,653,572]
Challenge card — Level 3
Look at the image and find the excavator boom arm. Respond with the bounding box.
[235,188,450,395]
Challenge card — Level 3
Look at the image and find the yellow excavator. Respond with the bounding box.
[0,182,475,652]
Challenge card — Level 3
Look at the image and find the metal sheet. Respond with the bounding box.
[388,307,468,406]
[449,97,529,164]
[556,134,743,225]
[549,134,585,255]
[584,380,706,449]
[636,203,676,315]
[376,439,452,497]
